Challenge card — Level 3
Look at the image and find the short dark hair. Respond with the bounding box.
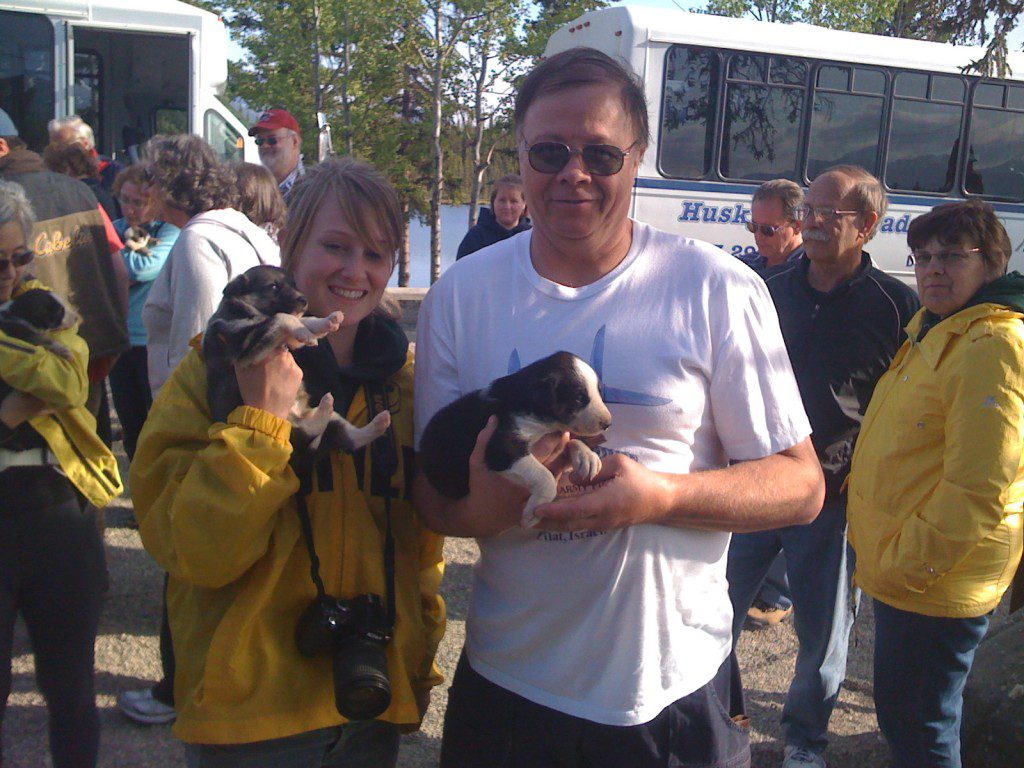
[514,47,649,150]
[146,134,238,217]
[112,164,148,198]
[753,179,803,221]
[43,140,99,179]
[907,199,1011,276]
[489,174,524,206]
[234,162,286,231]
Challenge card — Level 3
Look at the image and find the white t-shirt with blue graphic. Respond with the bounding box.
[414,220,810,726]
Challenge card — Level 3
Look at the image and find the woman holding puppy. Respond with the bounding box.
[131,158,445,767]
[0,180,122,768]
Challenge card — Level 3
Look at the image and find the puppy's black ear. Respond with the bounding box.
[530,372,561,413]
[223,273,250,297]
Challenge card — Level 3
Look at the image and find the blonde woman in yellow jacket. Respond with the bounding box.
[848,200,1024,768]
[0,180,122,768]
[131,159,445,767]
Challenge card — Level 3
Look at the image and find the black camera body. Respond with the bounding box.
[296,593,392,720]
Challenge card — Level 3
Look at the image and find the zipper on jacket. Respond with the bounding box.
[48,415,119,495]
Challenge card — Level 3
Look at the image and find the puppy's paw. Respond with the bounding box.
[566,439,602,485]
[300,312,345,340]
[521,498,542,529]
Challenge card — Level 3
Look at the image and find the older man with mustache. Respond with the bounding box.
[726,166,920,767]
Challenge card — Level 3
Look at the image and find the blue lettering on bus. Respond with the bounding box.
[679,199,915,234]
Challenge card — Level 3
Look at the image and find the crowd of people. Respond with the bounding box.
[0,45,1021,768]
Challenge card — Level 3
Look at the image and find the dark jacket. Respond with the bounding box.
[764,252,920,498]
[0,148,129,360]
[455,206,531,260]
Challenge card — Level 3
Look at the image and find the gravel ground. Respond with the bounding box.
[2,447,1009,767]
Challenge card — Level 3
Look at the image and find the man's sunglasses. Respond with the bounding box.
[0,251,34,270]
[523,140,639,176]
[254,136,280,147]
[745,222,788,237]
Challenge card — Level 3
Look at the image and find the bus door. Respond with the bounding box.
[65,23,191,163]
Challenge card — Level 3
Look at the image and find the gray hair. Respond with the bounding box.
[0,180,36,241]
[753,179,804,221]
[820,164,889,240]
[48,115,95,149]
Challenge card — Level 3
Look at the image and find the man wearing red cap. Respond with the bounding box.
[248,108,304,197]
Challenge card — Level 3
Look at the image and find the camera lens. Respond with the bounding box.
[332,637,392,720]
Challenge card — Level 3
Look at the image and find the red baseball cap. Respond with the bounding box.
[248,108,300,136]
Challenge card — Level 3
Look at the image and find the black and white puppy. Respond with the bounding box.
[202,265,390,464]
[0,288,80,361]
[419,351,612,527]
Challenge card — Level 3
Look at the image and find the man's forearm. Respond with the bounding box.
[659,438,824,532]
[533,437,824,534]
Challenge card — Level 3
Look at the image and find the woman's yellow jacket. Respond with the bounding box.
[0,278,122,507]
[131,341,445,744]
[849,303,1024,617]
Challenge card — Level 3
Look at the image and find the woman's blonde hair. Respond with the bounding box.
[280,157,403,275]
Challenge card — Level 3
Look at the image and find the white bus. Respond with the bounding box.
[545,6,1024,282]
[0,0,255,162]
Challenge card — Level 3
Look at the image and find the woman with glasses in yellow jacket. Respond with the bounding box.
[848,199,1024,768]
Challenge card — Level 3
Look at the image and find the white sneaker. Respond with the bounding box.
[783,745,826,768]
[116,688,176,725]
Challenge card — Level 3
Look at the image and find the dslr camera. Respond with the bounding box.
[295,593,392,720]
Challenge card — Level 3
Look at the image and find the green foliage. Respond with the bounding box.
[704,0,1024,75]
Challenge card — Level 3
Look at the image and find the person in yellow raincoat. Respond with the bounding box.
[848,199,1024,768]
[0,178,122,768]
[131,158,445,767]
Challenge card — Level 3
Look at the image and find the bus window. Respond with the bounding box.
[807,64,885,180]
[204,109,243,163]
[966,83,1024,200]
[660,45,719,179]
[721,54,807,182]
[853,68,885,95]
[74,50,102,150]
[0,10,54,151]
[886,72,965,194]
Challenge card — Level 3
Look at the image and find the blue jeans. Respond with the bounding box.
[184,721,400,768]
[872,599,990,768]
[726,496,857,754]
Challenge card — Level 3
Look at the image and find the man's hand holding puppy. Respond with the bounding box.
[414,417,571,537]
[532,440,822,534]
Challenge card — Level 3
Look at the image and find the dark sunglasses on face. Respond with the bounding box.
[254,136,279,147]
[745,222,789,237]
[523,140,639,176]
[0,251,34,271]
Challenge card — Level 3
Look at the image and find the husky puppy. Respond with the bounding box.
[123,224,155,256]
[202,265,390,463]
[0,288,79,361]
[418,351,612,527]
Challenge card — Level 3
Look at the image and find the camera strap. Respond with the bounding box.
[293,381,398,630]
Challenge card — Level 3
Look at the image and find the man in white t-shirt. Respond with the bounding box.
[413,48,824,768]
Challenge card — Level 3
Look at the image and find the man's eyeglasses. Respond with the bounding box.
[795,206,862,222]
[522,140,639,176]
[254,136,279,147]
[906,248,982,268]
[745,222,788,237]
[0,251,34,271]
